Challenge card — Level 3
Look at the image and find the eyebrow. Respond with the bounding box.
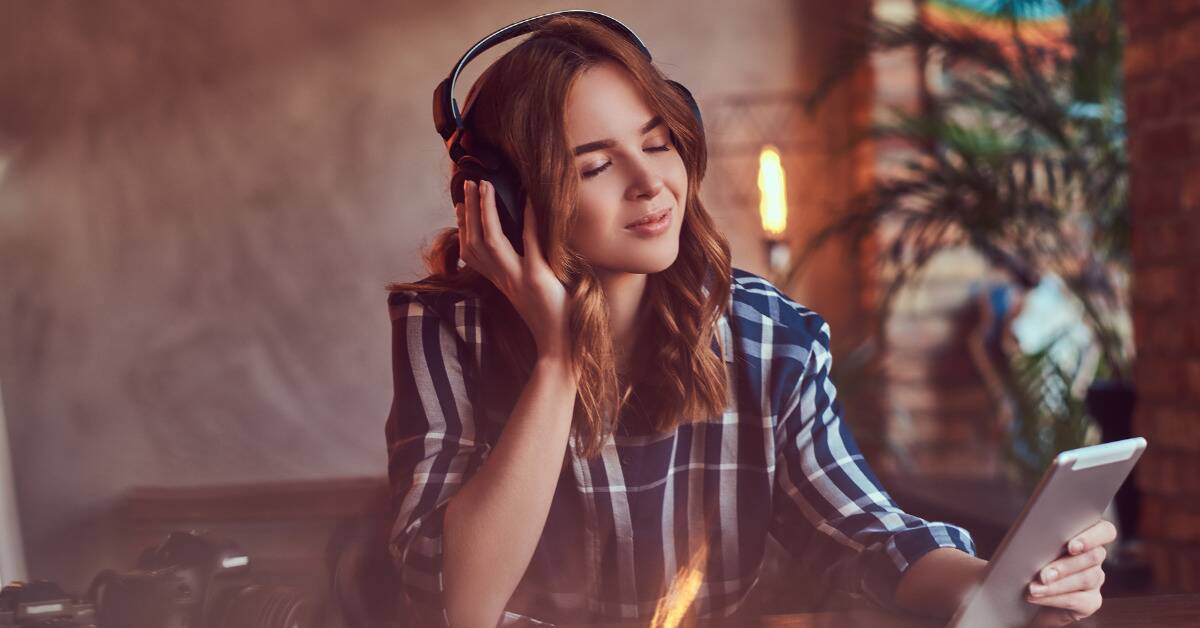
[573,115,664,156]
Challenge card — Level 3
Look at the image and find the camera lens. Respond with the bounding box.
[212,585,319,628]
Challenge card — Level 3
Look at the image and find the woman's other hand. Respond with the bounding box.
[457,179,573,361]
[1027,519,1118,626]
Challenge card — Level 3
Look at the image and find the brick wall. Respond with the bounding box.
[1123,0,1200,594]
[869,0,1008,479]
[881,252,1011,478]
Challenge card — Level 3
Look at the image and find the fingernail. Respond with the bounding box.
[1029,583,1046,596]
[1070,540,1083,554]
[1042,568,1057,584]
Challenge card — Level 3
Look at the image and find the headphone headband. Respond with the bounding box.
[432,10,652,143]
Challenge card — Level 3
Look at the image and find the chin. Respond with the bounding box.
[617,243,681,274]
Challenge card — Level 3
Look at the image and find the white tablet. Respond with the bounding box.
[946,437,1148,628]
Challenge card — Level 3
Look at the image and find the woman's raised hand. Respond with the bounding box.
[456,179,573,361]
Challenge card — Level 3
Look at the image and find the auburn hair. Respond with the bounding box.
[387,14,732,458]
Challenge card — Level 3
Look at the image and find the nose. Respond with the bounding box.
[624,152,665,202]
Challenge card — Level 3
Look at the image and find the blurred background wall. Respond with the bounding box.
[1123,0,1200,594]
[3,0,1194,602]
[0,0,877,593]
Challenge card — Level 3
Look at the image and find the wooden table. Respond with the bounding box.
[562,594,1200,627]
[1078,594,1200,627]
[116,479,1192,627]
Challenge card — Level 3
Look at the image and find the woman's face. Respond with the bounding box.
[563,60,688,277]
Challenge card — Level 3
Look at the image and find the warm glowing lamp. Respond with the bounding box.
[757,145,791,275]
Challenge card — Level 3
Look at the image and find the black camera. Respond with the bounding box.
[89,530,319,628]
[0,580,97,627]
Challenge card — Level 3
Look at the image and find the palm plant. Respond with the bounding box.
[798,0,1129,375]
[793,0,1131,481]
[1004,329,1100,484]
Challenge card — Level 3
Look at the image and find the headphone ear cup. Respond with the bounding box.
[451,150,527,257]
[486,166,527,257]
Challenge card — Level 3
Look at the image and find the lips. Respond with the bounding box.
[624,207,671,228]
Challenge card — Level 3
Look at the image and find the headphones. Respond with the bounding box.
[432,9,703,256]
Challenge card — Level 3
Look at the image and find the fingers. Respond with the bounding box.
[473,180,496,243]
[463,180,484,261]
[1026,542,1107,625]
[1038,545,1107,586]
[460,178,527,293]
[476,179,520,274]
[1027,587,1103,622]
[1068,520,1118,556]
[455,200,467,267]
[1030,563,1105,599]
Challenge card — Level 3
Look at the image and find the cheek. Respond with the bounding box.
[567,194,612,250]
[670,157,689,199]
[576,185,623,228]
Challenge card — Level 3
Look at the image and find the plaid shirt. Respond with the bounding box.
[385,268,976,626]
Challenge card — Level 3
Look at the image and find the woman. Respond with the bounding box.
[385,13,1113,628]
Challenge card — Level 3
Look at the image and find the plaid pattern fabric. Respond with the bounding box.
[385,268,976,626]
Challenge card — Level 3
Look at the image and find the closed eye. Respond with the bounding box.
[582,145,673,179]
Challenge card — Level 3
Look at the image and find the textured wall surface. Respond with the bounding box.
[0,0,812,591]
[1122,0,1200,593]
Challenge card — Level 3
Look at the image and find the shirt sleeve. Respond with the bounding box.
[768,314,977,613]
[385,291,492,627]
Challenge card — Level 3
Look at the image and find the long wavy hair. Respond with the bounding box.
[388,15,732,458]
